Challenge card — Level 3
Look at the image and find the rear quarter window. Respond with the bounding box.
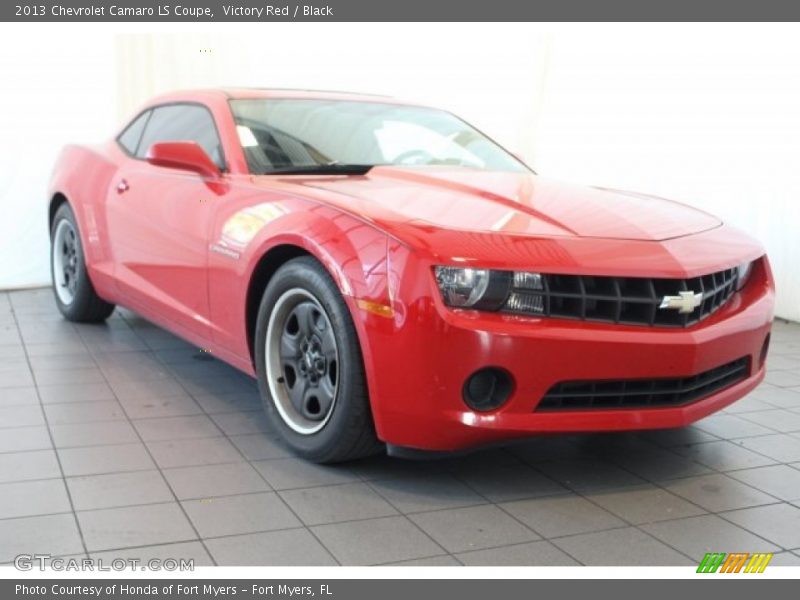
[116,110,151,155]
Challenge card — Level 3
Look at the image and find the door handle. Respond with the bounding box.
[116,179,130,194]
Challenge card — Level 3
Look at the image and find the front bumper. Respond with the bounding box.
[356,255,775,453]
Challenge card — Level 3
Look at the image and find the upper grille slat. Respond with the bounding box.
[501,267,738,328]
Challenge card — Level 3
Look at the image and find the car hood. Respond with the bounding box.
[254,167,721,242]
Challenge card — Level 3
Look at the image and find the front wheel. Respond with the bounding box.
[50,203,115,322]
[254,256,382,463]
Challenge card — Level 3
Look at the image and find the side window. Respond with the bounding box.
[117,110,151,155]
[136,104,225,170]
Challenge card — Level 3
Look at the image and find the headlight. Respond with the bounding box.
[434,266,547,311]
[735,261,754,291]
[434,267,514,309]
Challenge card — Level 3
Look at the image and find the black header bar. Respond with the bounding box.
[3,0,800,22]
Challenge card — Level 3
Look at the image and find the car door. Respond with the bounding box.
[106,103,229,337]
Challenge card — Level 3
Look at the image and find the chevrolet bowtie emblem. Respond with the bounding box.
[659,290,703,313]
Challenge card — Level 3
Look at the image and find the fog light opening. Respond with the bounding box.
[463,367,514,412]
[760,333,771,369]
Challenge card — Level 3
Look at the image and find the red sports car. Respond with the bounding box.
[48,89,775,462]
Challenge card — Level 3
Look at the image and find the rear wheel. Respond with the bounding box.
[50,203,115,322]
[254,256,382,463]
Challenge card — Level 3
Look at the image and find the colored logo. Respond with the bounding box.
[697,552,773,573]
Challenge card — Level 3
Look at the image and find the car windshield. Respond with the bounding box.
[229,98,530,175]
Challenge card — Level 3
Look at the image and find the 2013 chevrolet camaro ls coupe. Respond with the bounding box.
[48,89,775,462]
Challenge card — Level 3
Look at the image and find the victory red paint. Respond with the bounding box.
[48,89,775,462]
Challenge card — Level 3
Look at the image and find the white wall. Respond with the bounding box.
[0,29,116,290]
[1,23,798,320]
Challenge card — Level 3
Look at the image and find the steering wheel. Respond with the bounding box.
[393,149,435,166]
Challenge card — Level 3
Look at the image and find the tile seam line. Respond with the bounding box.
[82,311,222,567]
[120,309,342,567]
[10,297,92,558]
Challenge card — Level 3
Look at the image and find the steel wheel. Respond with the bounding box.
[265,288,339,435]
[254,256,381,463]
[52,219,79,305]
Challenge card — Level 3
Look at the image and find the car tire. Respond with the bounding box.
[50,203,115,323]
[254,256,382,463]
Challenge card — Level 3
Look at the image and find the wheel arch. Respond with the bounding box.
[241,213,391,364]
[244,243,314,364]
[48,192,70,234]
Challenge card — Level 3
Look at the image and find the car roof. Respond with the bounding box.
[146,87,426,106]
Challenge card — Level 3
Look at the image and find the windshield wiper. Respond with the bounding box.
[262,164,375,175]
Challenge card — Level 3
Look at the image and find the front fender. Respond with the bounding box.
[207,195,392,385]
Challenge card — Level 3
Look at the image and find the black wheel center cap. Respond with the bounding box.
[298,336,326,382]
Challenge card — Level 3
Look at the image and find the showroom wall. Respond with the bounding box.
[0,30,117,294]
[1,24,797,321]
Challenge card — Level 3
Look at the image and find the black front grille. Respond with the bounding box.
[536,357,749,412]
[502,267,739,327]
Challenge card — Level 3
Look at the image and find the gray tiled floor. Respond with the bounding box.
[2,288,800,566]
